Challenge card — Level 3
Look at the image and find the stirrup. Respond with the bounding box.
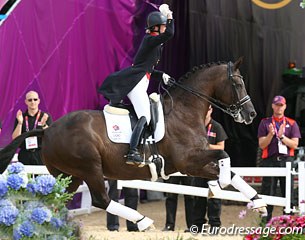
[125,152,146,168]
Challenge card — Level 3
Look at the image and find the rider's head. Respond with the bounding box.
[146,11,167,34]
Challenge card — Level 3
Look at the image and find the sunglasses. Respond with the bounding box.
[27,98,38,102]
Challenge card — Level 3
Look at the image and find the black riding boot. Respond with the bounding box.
[126,116,147,166]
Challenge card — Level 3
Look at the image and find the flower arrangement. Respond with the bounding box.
[240,202,305,239]
[0,162,78,239]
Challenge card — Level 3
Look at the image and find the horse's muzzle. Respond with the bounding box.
[244,110,257,125]
[250,111,257,119]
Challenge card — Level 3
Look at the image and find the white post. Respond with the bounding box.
[298,162,305,215]
[78,183,92,213]
[284,162,292,214]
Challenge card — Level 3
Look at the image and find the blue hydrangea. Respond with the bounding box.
[7,162,25,174]
[31,207,52,224]
[7,174,24,190]
[26,182,38,194]
[35,175,56,195]
[24,200,42,210]
[0,205,19,226]
[0,199,13,207]
[0,178,8,197]
[50,217,64,229]
[19,220,35,237]
[13,228,22,240]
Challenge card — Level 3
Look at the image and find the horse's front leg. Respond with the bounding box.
[181,149,267,215]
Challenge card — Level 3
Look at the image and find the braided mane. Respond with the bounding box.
[177,61,226,83]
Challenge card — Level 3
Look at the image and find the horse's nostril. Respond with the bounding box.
[250,111,257,118]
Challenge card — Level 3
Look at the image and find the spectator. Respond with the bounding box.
[162,176,193,232]
[107,180,139,232]
[12,90,52,165]
[258,95,301,222]
[191,105,228,232]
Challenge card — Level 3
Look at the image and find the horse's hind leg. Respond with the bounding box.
[46,164,82,193]
[208,156,267,214]
[84,175,154,231]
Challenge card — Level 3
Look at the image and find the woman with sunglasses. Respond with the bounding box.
[12,90,53,165]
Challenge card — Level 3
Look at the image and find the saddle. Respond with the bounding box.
[103,93,165,163]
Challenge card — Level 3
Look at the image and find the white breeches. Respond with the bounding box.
[127,75,151,124]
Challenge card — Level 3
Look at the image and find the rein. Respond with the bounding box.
[167,62,251,118]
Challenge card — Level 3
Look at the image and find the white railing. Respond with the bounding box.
[118,162,304,214]
[19,162,305,215]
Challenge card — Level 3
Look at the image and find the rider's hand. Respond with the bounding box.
[162,73,171,85]
[159,4,172,18]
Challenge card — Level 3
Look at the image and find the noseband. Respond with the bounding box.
[168,62,251,118]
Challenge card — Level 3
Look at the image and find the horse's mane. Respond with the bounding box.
[177,61,226,83]
[161,61,227,99]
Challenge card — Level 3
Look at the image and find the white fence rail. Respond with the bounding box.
[20,162,305,215]
[118,162,304,214]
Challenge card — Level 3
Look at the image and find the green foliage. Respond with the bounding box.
[0,163,79,239]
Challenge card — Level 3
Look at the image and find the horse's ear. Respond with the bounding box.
[234,57,244,70]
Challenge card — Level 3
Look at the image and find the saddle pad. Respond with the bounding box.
[103,95,165,144]
[104,107,132,143]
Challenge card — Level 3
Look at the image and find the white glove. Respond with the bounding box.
[159,4,172,17]
[162,73,171,85]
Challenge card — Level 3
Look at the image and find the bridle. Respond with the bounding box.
[168,62,251,119]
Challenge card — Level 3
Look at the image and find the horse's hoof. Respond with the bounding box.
[137,216,154,231]
[207,180,221,198]
[208,189,214,198]
[144,224,156,231]
[251,198,267,215]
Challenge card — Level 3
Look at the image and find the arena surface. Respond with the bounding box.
[74,196,281,240]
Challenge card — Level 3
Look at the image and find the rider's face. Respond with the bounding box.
[159,24,166,33]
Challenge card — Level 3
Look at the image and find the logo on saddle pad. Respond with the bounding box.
[103,93,165,144]
[112,125,120,131]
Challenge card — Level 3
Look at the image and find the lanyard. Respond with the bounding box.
[25,110,41,132]
[272,116,286,138]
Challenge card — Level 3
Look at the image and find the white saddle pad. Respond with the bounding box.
[103,93,165,144]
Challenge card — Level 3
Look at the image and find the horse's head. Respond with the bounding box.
[213,58,257,124]
[166,58,256,124]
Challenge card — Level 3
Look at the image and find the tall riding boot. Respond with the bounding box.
[126,116,147,166]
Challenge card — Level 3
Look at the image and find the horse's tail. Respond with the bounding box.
[0,129,45,174]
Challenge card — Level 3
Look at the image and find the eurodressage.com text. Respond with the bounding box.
[189,224,303,237]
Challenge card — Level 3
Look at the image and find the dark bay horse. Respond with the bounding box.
[0,58,266,230]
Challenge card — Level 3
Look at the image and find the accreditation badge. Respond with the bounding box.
[25,136,38,150]
[278,139,288,154]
